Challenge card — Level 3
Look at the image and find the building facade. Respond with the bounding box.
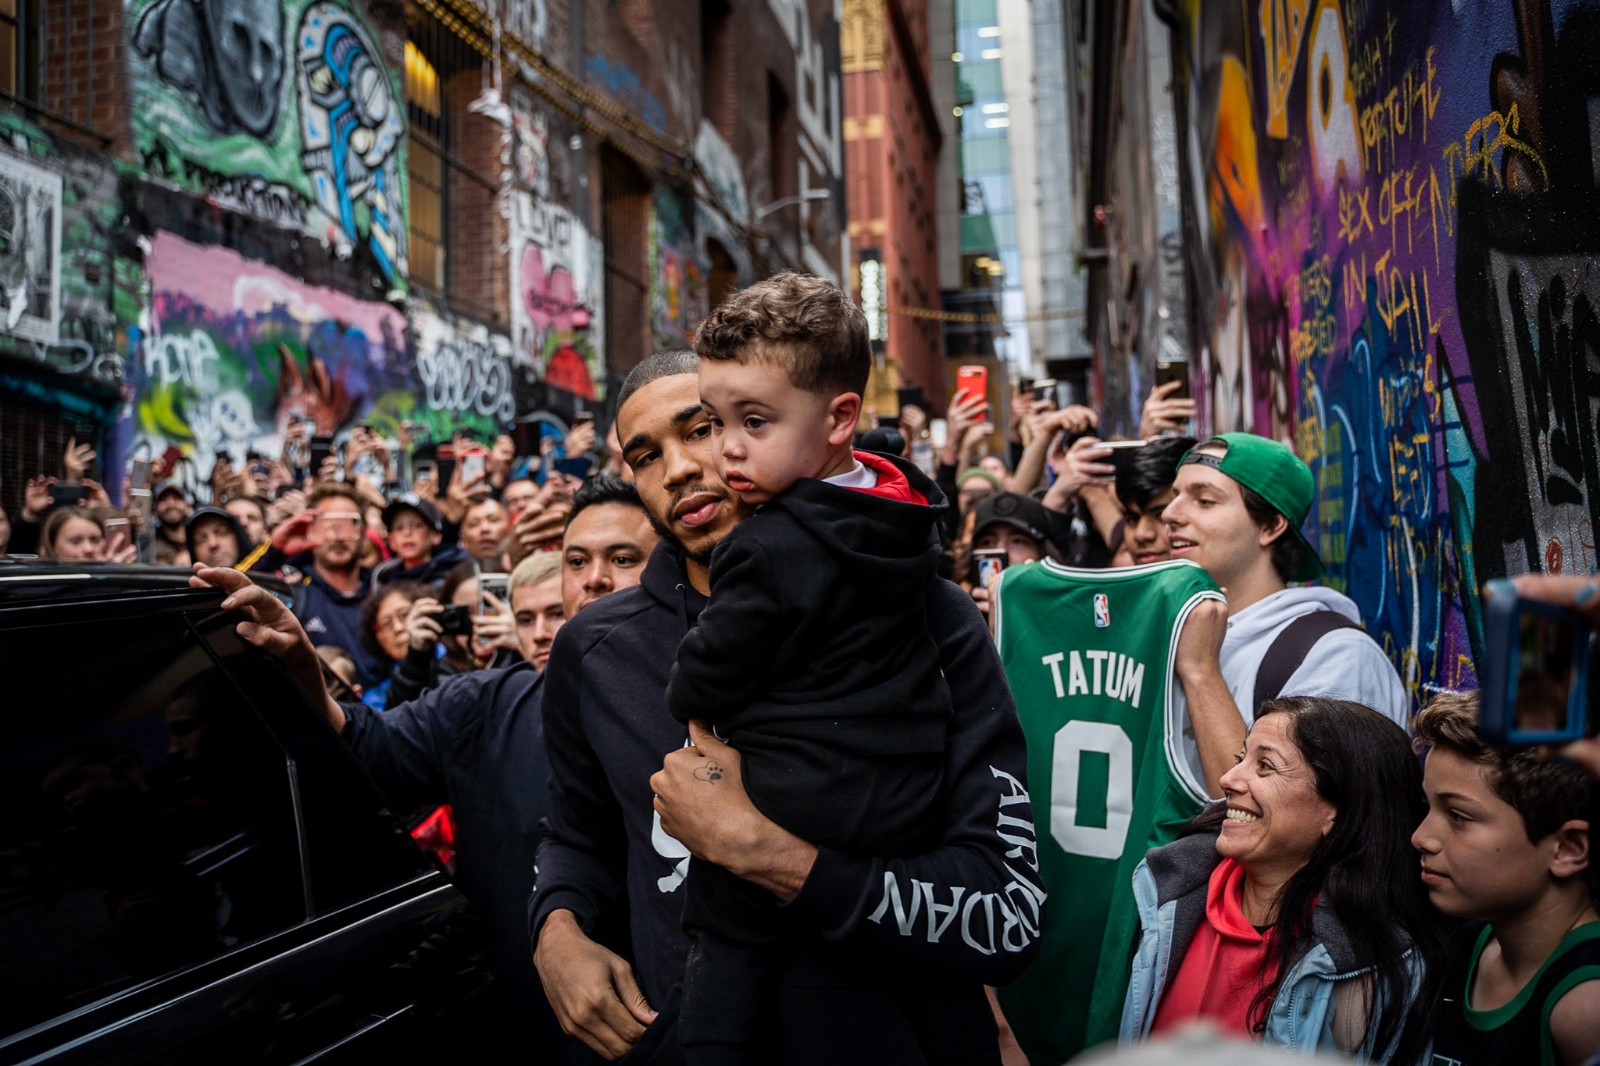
[842,0,946,415]
[0,0,847,516]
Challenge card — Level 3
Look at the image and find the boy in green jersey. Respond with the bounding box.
[1414,692,1600,1066]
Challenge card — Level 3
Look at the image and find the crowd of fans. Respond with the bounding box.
[4,270,1598,1066]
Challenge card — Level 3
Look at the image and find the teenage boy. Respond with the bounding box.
[1160,433,1407,797]
[1412,691,1600,1065]
[371,493,465,587]
[531,350,1042,1064]
[665,273,954,1063]
[1115,436,1194,566]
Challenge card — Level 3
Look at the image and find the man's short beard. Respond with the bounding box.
[645,511,715,567]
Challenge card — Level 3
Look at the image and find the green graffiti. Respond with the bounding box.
[128,0,409,289]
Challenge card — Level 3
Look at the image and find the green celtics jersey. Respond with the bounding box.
[993,559,1223,1063]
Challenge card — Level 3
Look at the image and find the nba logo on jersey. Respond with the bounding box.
[1093,593,1110,627]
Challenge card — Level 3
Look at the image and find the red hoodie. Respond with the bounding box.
[849,450,929,504]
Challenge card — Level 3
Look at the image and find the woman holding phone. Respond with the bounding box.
[383,560,520,709]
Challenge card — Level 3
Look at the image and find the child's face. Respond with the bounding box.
[1412,747,1562,919]
[699,356,852,505]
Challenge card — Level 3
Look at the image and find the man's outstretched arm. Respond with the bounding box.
[190,564,347,733]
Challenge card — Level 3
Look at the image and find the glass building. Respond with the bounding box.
[946,0,1028,367]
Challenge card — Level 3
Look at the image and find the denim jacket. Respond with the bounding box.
[1119,829,1428,1062]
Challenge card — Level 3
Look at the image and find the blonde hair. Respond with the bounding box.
[511,550,562,592]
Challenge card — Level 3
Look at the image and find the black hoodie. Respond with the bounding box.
[531,497,1047,1060]
[184,506,255,567]
[666,453,951,787]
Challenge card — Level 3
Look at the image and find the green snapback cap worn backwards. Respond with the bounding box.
[1181,432,1323,581]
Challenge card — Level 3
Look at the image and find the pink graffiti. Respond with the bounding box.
[520,245,596,400]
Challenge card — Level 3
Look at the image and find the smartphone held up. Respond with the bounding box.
[1478,580,1595,747]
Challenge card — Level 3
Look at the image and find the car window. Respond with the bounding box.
[193,611,436,911]
[0,606,305,1037]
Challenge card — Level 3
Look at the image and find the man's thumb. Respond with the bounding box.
[613,963,657,1024]
[686,719,722,750]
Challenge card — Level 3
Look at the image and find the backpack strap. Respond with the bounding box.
[1251,610,1363,715]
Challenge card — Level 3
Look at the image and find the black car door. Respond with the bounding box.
[0,593,493,1065]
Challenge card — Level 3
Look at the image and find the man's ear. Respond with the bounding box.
[1550,818,1591,881]
[826,392,862,447]
[1256,511,1289,550]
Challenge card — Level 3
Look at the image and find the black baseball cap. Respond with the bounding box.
[972,492,1052,546]
[381,493,442,532]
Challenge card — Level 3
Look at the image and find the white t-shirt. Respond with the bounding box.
[823,460,877,489]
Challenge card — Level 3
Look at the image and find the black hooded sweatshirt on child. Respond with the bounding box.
[667,448,952,837]
[530,451,1047,1064]
[665,450,956,1056]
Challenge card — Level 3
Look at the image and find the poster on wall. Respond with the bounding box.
[0,152,63,345]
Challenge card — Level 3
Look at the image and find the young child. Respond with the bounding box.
[665,272,955,1064]
[1412,691,1600,1066]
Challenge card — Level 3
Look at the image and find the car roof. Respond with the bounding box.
[0,561,293,613]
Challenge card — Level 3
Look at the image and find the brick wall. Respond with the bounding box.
[39,0,128,151]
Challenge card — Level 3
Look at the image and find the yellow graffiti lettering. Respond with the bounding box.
[1259,0,1313,138]
[1462,104,1548,191]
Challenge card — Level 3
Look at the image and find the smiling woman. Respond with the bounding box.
[1120,697,1447,1063]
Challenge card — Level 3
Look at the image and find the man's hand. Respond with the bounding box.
[509,493,570,564]
[1139,379,1198,439]
[1042,435,1114,509]
[1174,595,1228,683]
[265,489,306,532]
[940,391,989,466]
[22,475,55,521]
[533,909,656,1060]
[405,597,444,651]
[472,591,519,657]
[442,459,487,525]
[271,511,318,556]
[81,478,112,510]
[63,436,96,482]
[187,564,343,731]
[650,721,817,902]
[564,421,597,461]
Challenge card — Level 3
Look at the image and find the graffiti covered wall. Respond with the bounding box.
[1174,0,1600,699]
[131,230,410,493]
[650,187,707,350]
[0,115,144,402]
[128,0,407,290]
[508,191,605,402]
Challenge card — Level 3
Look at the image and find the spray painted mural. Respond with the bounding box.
[0,114,144,402]
[508,191,604,401]
[1174,0,1600,699]
[129,0,407,289]
[650,188,707,350]
[411,295,519,435]
[131,230,411,495]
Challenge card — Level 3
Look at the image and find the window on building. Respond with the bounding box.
[701,0,734,142]
[601,149,651,377]
[406,39,446,293]
[0,0,26,100]
[767,72,794,203]
[405,16,501,319]
[706,238,738,312]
